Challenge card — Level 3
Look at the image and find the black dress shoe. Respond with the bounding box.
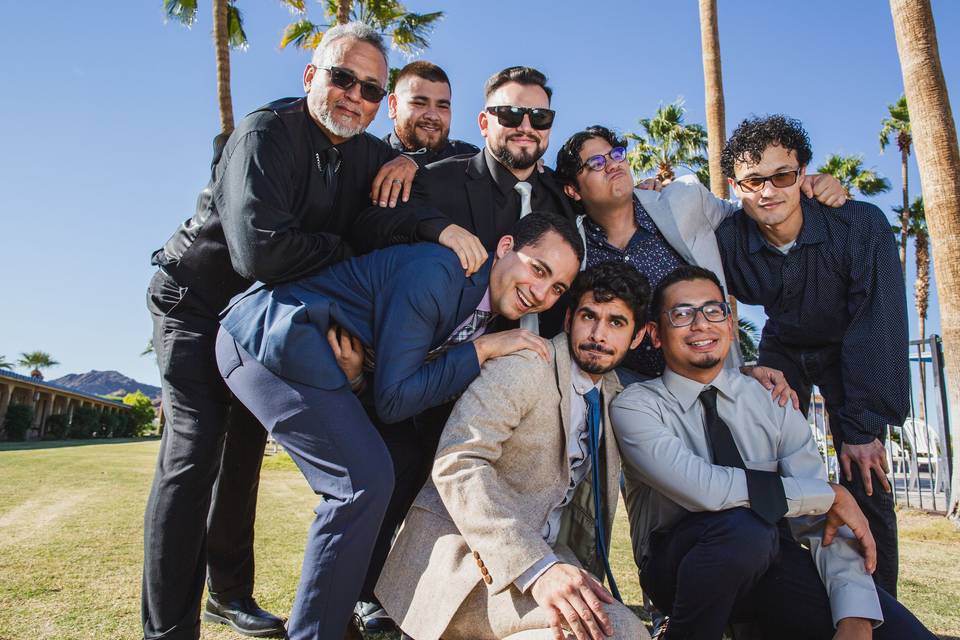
[352,599,397,633]
[203,596,287,638]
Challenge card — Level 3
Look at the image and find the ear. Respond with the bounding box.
[646,320,662,349]
[799,164,807,179]
[726,176,738,194]
[563,308,572,334]
[303,64,316,94]
[563,182,582,202]
[495,234,514,259]
[387,93,399,120]
[478,109,489,139]
[629,323,647,350]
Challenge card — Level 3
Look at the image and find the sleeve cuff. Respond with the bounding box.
[842,429,881,445]
[515,553,560,594]
[783,476,835,517]
[416,218,452,243]
[829,584,884,629]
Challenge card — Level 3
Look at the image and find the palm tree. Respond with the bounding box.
[18,351,59,380]
[879,95,913,272]
[0,355,13,370]
[698,0,727,199]
[627,100,708,184]
[815,154,891,200]
[163,0,248,136]
[889,0,960,523]
[894,197,930,423]
[737,318,760,364]
[278,0,443,55]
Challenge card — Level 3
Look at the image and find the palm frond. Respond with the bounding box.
[280,19,322,49]
[277,0,307,14]
[163,0,198,27]
[226,3,248,50]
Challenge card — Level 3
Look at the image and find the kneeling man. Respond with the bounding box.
[612,265,935,639]
[377,261,653,640]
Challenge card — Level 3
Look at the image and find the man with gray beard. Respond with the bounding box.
[143,21,482,640]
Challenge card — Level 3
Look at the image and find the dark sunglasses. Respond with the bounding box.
[485,105,556,130]
[664,302,730,327]
[579,146,627,173]
[318,65,387,103]
[735,168,801,193]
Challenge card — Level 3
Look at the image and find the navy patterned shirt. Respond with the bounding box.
[715,197,909,443]
[583,195,686,377]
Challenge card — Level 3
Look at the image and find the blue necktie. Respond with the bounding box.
[584,387,621,601]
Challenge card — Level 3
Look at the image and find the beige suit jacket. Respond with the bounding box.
[376,333,623,640]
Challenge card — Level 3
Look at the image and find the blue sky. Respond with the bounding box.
[1,1,958,386]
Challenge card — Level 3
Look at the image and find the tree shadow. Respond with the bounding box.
[0,436,159,452]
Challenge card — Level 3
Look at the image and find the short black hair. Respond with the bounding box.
[484,66,552,102]
[555,125,627,187]
[394,60,450,91]
[567,261,651,335]
[511,211,583,265]
[720,114,812,178]
[650,265,726,320]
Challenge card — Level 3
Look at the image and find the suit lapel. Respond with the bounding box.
[634,187,696,265]
[553,335,573,454]
[466,153,497,247]
[438,256,493,344]
[600,372,624,531]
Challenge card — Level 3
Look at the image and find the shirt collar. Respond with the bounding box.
[571,360,602,396]
[484,147,539,196]
[746,196,828,254]
[661,366,735,412]
[583,194,655,244]
[476,288,491,314]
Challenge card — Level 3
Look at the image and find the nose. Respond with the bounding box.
[590,319,608,342]
[343,82,363,103]
[690,308,712,330]
[760,178,778,198]
[516,113,534,133]
[529,281,548,304]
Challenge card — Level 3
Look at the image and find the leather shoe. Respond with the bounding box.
[352,599,397,633]
[203,596,287,638]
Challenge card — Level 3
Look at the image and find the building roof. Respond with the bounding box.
[0,369,128,409]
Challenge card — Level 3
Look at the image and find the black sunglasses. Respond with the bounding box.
[735,169,801,193]
[485,105,556,130]
[317,65,387,103]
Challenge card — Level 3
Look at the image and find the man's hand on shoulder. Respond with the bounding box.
[833,617,873,640]
[530,563,614,640]
[473,329,549,366]
[438,224,487,275]
[801,174,847,208]
[823,483,877,574]
[370,154,418,207]
[740,365,799,409]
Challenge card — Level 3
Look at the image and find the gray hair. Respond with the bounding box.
[311,21,388,70]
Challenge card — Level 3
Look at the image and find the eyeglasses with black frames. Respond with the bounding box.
[664,302,731,327]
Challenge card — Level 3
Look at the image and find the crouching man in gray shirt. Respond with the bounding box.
[611,265,934,640]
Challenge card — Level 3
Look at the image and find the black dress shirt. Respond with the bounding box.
[715,197,909,443]
[584,195,687,377]
[484,148,554,241]
[382,131,479,167]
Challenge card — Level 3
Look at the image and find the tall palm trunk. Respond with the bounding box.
[899,137,910,271]
[212,0,234,135]
[698,0,727,199]
[890,0,960,523]
[337,0,352,25]
[915,227,930,424]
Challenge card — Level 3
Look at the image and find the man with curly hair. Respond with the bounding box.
[715,114,909,597]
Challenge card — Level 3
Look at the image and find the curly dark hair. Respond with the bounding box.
[649,265,726,320]
[720,115,812,178]
[567,261,651,335]
[555,125,627,187]
[512,211,584,265]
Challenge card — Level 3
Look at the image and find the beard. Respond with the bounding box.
[314,99,367,139]
[570,340,619,375]
[490,133,546,170]
[691,355,722,370]
[398,117,448,152]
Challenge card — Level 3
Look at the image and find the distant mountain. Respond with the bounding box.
[51,370,161,402]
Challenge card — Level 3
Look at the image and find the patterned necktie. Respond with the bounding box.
[699,387,787,524]
[446,308,493,346]
[584,387,621,601]
[513,181,539,335]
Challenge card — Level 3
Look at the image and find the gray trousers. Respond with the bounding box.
[215,329,394,640]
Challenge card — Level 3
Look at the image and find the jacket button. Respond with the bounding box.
[480,566,489,576]
[473,551,480,560]
[483,574,493,585]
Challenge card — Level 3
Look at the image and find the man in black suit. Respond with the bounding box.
[355,65,581,633]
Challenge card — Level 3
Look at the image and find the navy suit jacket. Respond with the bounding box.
[220,243,488,424]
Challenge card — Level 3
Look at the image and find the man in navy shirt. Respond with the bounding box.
[715,115,909,597]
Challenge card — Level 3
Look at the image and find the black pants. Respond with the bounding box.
[359,402,451,601]
[759,337,899,597]
[142,271,267,640]
[642,509,933,640]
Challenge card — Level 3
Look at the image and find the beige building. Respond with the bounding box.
[0,369,129,440]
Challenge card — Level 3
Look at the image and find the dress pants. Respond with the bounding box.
[642,509,934,640]
[216,330,394,640]
[759,337,899,597]
[142,271,267,640]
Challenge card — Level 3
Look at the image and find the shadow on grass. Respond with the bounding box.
[0,436,160,452]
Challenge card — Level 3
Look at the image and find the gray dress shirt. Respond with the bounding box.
[611,367,882,626]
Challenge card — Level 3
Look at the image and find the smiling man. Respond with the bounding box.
[376,261,653,640]
[215,212,582,640]
[382,61,479,165]
[611,266,933,639]
[714,115,909,597]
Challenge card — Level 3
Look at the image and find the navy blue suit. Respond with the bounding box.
[216,243,491,639]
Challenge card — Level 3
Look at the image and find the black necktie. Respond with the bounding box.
[316,146,341,205]
[699,387,787,524]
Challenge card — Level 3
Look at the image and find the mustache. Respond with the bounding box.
[507,132,541,143]
[579,341,614,355]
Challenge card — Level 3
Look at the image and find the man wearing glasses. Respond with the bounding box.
[611,266,933,639]
[715,115,909,598]
[142,22,480,640]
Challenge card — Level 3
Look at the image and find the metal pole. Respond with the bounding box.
[930,335,953,504]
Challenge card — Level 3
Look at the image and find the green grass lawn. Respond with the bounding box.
[0,439,957,640]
